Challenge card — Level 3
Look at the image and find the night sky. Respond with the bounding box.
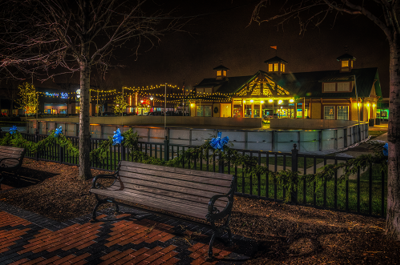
[113,0,389,97]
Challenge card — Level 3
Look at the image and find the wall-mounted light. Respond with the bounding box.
[150,97,153,101]
[250,99,254,103]
[278,100,283,104]
[261,100,264,104]
[289,99,294,103]
[243,100,246,104]
[190,103,194,107]
[373,103,376,108]
[268,99,273,103]
[367,103,370,107]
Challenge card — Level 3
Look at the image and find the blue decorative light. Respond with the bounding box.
[112,128,124,145]
[55,126,62,137]
[9,125,18,135]
[210,132,229,152]
[383,143,388,157]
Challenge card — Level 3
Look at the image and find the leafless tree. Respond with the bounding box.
[0,0,184,180]
[251,0,400,240]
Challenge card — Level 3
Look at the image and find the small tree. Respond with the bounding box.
[15,82,38,116]
[113,94,128,115]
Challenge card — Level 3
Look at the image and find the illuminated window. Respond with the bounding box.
[323,83,336,92]
[268,64,273,72]
[280,64,285,72]
[324,106,335,120]
[204,87,212,94]
[196,106,203,116]
[337,106,349,120]
[196,88,204,94]
[341,60,349,67]
[204,106,212,117]
[222,70,226,76]
[217,70,222,76]
[337,82,350,92]
[351,61,353,67]
[274,63,279,71]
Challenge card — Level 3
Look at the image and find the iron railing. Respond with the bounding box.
[4,131,387,219]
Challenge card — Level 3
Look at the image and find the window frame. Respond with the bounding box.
[323,106,335,120]
[322,81,352,93]
[337,106,349,120]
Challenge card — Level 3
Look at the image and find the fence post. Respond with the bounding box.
[34,129,39,161]
[164,136,169,161]
[121,143,126,161]
[218,153,224,173]
[291,144,298,204]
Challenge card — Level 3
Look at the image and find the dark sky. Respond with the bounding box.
[104,0,390,97]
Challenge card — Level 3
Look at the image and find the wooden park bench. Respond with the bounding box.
[0,146,26,189]
[90,161,236,258]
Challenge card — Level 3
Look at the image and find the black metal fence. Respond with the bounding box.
[7,131,387,219]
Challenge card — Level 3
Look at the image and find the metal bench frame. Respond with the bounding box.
[90,161,236,258]
[0,146,26,188]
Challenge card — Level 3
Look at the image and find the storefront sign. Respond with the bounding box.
[45,92,68,99]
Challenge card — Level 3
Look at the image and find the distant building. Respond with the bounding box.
[192,53,382,124]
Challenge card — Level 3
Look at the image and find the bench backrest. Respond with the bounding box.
[114,161,235,220]
[0,146,26,168]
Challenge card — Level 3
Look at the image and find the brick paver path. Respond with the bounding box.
[0,205,250,265]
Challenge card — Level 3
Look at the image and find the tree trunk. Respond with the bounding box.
[78,57,92,181]
[386,33,400,241]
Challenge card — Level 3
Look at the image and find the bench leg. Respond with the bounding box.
[208,232,216,258]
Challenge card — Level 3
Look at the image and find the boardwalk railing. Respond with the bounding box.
[7,131,387,219]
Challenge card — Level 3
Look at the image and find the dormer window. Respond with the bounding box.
[213,65,229,80]
[337,53,356,72]
[264,56,288,74]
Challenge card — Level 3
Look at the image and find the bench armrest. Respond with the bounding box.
[91,173,118,189]
[207,193,234,221]
[0,157,22,167]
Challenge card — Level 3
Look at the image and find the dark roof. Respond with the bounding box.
[264,56,288,64]
[336,53,356,61]
[213,65,230,70]
[268,67,381,99]
[195,68,381,99]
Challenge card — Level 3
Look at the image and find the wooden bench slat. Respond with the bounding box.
[109,180,228,208]
[92,188,210,219]
[120,161,233,180]
[118,171,231,194]
[115,176,229,202]
[119,166,233,187]
[92,187,226,213]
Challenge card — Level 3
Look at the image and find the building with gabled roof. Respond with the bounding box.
[191,53,381,124]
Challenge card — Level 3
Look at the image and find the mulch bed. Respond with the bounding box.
[1,158,399,264]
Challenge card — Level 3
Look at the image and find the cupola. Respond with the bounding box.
[337,53,356,72]
[213,65,229,80]
[264,56,288,74]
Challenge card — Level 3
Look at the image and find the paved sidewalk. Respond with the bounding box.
[0,203,253,265]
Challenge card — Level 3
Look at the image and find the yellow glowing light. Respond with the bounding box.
[373,103,376,107]
[243,100,246,104]
[250,99,254,103]
[261,100,264,104]
[289,99,294,103]
[268,99,273,103]
[357,103,361,107]
[278,100,283,104]
[367,103,370,107]
[190,103,194,107]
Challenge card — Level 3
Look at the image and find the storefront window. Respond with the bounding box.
[196,106,203,116]
[245,105,252,118]
[337,106,349,120]
[324,106,335,119]
[233,105,242,118]
[220,104,231,117]
[204,106,212,117]
[254,105,260,118]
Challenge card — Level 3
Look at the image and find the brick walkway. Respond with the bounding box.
[0,203,253,265]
